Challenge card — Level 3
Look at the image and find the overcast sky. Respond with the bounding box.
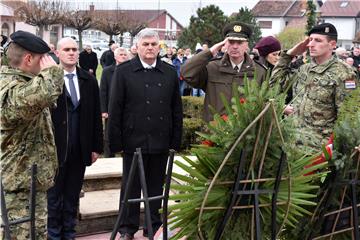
[68,0,258,27]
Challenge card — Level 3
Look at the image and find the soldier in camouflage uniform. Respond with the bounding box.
[0,31,64,239]
[271,23,358,149]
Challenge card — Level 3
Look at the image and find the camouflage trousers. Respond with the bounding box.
[1,191,47,240]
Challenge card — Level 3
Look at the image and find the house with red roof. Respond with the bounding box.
[319,0,360,49]
[251,0,319,36]
[1,0,63,44]
[252,0,360,49]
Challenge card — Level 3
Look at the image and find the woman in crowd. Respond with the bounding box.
[254,36,281,74]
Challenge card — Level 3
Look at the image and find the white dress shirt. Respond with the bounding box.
[230,60,244,72]
[64,70,80,101]
[139,58,157,69]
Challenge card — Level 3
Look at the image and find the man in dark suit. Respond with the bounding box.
[100,47,129,157]
[108,29,183,240]
[47,37,103,240]
[79,44,98,77]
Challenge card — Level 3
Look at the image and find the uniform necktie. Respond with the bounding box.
[234,66,239,72]
[66,73,78,106]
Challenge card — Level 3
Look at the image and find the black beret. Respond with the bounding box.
[308,23,337,38]
[223,22,253,41]
[10,30,50,54]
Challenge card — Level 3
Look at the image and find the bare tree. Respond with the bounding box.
[63,10,92,50]
[124,13,146,46]
[92,11,127,42]
[15,0,65,38]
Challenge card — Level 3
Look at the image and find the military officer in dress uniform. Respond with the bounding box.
[180,21,266,122]
[0,30,64,239]
[271,23,358,148]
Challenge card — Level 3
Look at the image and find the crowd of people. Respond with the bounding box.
[0,20,358,240]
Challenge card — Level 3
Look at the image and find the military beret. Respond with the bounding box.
[10,30,50,54]
[308,23,337,38]
[254,36,281,57]
[223,21,253,41]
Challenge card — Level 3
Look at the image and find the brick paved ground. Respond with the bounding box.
[76,230,147,240]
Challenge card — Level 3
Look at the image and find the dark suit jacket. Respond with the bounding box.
[100,64,115,113]
[51,67,103,166]
[79,51,98,74]
[108,56,183,154]
[100,50,115,68]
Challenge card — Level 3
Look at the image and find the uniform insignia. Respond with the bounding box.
[345,80,356,89]
[325,27,329,33]
[233,25,242,32]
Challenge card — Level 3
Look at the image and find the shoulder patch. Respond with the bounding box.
[344,78,357,89]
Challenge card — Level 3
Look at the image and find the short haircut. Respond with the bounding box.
[135,28,159,44]
[114,47,128,56]
[6,42,32,67]
[326,35,337,42]
[57,37,78,50]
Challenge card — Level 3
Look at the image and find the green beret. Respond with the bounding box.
[308,23,337,39]
[10,30,50,54]
[223,22,253,41]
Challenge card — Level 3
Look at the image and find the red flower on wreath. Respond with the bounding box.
[221,115,228,121]
[304,135,333,176]
[201,140,214,147]
[240,98,246,104]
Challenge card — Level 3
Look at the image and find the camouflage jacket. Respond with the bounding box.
[0,65,64,191]
[271,52,358,147]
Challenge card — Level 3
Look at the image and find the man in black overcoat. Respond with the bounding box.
[100,47,129,157]
[79,44,98,77]
[108,29,183,240]
[47,37,103,240]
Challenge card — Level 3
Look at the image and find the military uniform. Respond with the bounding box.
[0,31,64,239]
[271,24,358,147]
[181,22,266,122]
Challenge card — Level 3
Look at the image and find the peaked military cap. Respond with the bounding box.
[223,21,253,41]
[308,23,337,38]
[10,30,50,54]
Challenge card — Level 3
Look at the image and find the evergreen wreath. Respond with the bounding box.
[168,77,330,239]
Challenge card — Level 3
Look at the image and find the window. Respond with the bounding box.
[258,21,272,29]
[340,2,349,8]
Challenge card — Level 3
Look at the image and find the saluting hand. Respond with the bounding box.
[210,38,228,57]
[40,54,57,71]
[287,37,310,56]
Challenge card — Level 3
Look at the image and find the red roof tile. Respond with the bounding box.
[252,0,294,17]
[1,1,26,10]
[286,1,307,17]
[320,0,360,17]
[86,9,183,29]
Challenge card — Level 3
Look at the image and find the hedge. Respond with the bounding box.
[180,96,205,150]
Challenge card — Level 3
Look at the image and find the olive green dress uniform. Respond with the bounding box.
[181,50,266,122]
[0,31,64,239]
[272,51,358,148]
